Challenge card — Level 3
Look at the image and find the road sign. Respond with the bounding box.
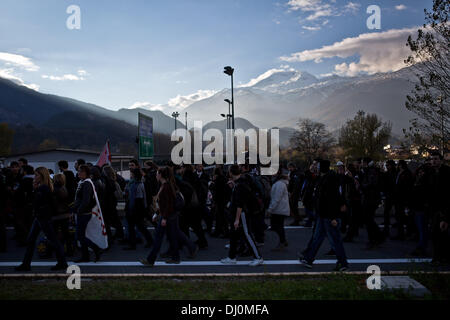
[138,113,154,160]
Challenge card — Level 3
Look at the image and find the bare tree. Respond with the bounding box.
[339,110,391,160]
[290,118,335,162]
[405,0,450,155]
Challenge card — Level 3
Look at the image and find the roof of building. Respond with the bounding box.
[6,148,134,159]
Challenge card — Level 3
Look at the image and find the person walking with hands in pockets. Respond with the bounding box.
[220,165,263,267]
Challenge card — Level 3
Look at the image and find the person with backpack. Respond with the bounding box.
[15,167,68,272]
[140,167,197,266]
[241,164,266,246]
[267,170,290,251]
[221,165,263,266]
[123,168,153,250]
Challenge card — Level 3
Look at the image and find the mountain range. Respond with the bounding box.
[1,65,418,155]
[183,67,417,135]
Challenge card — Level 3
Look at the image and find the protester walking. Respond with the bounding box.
[299,160,349,272]
[73,165,103,263]
[15,167,68,272]
[267,170,290,251]
[140,167,197,266]
[52,173,74,257]
[123,168,153,250]
[220,165,263,266]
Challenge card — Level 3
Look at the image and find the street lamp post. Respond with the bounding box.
[224,99,232,129]
[172,111,180,130]
[224,66,235,130]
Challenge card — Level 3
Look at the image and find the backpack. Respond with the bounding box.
[238,179,262,215]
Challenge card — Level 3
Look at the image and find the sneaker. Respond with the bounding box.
[220,257,237,265]
[139,258,154,267]
[224,243,230,249]
[248,258,264,266]
[165,258,181,264]
[333,263,349,272]
[255,242,264,247]
[299,258,313,269]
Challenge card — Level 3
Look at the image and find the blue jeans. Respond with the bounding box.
[76,214,100,258]
[414,211,428,250]
[146,216,167,264]
[22,218,67,266]
[303,218,348,266]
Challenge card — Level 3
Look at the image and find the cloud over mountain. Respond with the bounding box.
[280,26,418,76]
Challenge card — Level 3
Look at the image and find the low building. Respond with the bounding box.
[3,148,135,174]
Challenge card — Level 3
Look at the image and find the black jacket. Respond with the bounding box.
[313,171,344,220]
[430,165,450,223]
[74,180,95,215]
[33,184,55,220]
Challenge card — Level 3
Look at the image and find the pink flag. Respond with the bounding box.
[96,141,111,167]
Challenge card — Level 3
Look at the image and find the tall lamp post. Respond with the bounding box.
[224,98,232,129]
[223,66,235,130]
[172,111,180,130]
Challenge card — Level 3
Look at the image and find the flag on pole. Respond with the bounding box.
[96,140,111,167]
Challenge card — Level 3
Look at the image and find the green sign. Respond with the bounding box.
[138,113,154,159]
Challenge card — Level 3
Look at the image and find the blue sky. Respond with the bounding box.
[0,0,432,113]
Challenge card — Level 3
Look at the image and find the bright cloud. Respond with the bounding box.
[0,52,39,71]
[343,2,360,14]
[280,26,418,76]
[129,101,165,111]
[302,25,321,31]
[239,66,295,87]
[287,0,360,27]
[77,69,88,76]
[167,89,217,109]
[395,4,407,10]
[42,73,84,81]
[129,89,217,113]
[0,68,39,91]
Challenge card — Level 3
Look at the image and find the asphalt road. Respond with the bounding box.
[1,214,448,275]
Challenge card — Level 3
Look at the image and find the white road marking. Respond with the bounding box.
[0,258,432,267]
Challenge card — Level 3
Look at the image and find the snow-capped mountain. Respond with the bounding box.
[183,66,417,134]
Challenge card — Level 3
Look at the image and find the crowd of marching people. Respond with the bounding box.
[0,151,449,272]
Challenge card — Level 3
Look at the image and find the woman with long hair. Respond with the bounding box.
[15,167,68,271]
[52,173,74,257]
[140,166,196,266]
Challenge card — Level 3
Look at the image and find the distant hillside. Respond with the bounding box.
[0,78,173,155]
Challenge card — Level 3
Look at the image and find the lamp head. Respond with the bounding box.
[223,66,234,76]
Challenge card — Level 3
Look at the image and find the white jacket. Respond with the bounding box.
[267,179,290,216]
